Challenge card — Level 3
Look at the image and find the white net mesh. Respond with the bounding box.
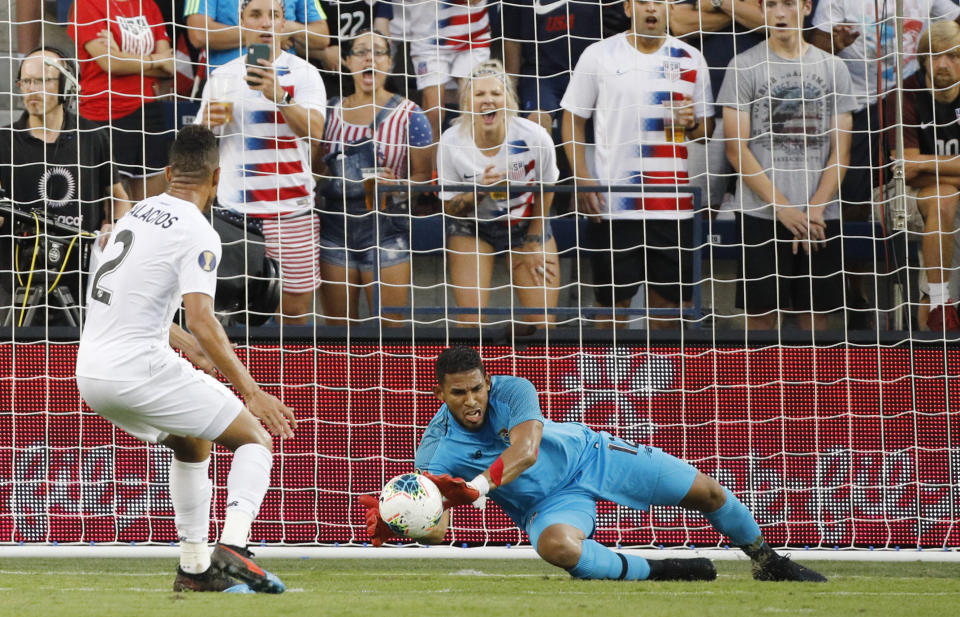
[0,1,958,551]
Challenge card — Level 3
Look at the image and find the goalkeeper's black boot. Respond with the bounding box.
[173,566,253,593]
[751,553,828,582]
[211,543,286,593]
[646,558,717,581]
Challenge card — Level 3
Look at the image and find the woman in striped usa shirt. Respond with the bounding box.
[317,29,433,326]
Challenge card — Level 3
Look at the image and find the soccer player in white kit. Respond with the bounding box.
[75,125,297,594]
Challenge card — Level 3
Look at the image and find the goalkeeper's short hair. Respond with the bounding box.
[435,347,486,384]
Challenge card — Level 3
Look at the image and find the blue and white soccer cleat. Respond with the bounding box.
[211,543,286,594]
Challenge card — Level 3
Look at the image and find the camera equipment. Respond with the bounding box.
[211,209,281,327]
[1,198,96,327]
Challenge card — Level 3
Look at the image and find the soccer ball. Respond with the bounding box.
[378,473,444,539]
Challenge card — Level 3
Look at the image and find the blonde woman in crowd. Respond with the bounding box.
[437,60,560,327]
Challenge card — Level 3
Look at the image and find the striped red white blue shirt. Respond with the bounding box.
[410,0,491,56]
[561,33,713,220]
[321,96,433,182]
[196,51,326,216]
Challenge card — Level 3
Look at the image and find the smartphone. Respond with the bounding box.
[245,43,271,86]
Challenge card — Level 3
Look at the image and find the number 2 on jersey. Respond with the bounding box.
[91,229,135,305]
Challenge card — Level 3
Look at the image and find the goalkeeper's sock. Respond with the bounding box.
[739,537,778,566]
[170,457,212,574]
[702,487,763,548]
[220,443,272,547]
[567,539,651,580]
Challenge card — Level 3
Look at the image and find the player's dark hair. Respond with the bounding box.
[435,347,486,384]
[168,125,219,180]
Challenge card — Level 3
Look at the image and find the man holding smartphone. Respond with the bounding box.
[197,0,326,324]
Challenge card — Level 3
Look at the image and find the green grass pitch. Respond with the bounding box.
[3,558,959,616]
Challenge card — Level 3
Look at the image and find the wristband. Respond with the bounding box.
[489,456,504,487]
[470,473,491,497]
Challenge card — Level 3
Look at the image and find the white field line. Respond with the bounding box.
[4,588,953,597]
[3,546,959,562]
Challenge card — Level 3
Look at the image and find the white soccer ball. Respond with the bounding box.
[378,473,444,539]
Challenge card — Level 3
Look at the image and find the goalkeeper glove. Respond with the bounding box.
[422,472,488,510]
[357,494,393,547]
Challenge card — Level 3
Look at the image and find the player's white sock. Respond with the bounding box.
[929,283,949,308]
[180,541,211,575]
[220,443,272,547]
[170,457,212,574]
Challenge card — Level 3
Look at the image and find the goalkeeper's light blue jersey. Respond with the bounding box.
[414,375,603,527]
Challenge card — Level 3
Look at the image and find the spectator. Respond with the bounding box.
[0,48,130,324]
[317,30,433,326]
[196,0,326,324]
[69,0,175,202]
[561,0,713,329]
[501,0,629,137]
[892,20,960,331]
[185,0,330,69]
[810,0,960,214]
[721,0,856,331]
[380,0,492,144]
[438,60,560,326]
[316,1,392,97]
[670,0,766,214]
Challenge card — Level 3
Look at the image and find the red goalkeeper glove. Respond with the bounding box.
[422,472,486,509]
[357,494,393,547]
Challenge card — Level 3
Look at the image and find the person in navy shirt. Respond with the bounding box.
[502,0,629,137]
[360,346,827,583]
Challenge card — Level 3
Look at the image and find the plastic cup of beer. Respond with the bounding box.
[662,99,685,143]
[362,167,380,210]
[208,75,233,124]
[490,168,509,201]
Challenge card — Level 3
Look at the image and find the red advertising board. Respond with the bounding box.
[2,343,958,548]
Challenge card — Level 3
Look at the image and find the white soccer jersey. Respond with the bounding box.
[561,33,713,220]
[76,194,221,381]
[438,116,559,222]
[196,51,326,216]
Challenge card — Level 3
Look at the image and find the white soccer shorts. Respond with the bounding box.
[77,355,243,444]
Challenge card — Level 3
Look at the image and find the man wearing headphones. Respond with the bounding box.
[0,47,131,323]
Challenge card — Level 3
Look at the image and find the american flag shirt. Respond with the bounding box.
[409,0,491,56]
[196,51,327,216]
[321,95,433,184]
[438,116,559,224]
[561,33,713,220]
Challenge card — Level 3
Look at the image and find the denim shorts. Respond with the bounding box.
[319,209,410,271]
[444,216,554,253]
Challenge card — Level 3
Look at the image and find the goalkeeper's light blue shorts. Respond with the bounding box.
[525,434,699,549]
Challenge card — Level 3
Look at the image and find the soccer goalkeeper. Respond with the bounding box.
[360,346,826,583]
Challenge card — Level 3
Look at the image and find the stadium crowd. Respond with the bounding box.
[2,0,960,332]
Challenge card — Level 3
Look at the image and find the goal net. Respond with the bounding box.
[0,2,959,554]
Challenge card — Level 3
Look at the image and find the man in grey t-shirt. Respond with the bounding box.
[719,0,857,331]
